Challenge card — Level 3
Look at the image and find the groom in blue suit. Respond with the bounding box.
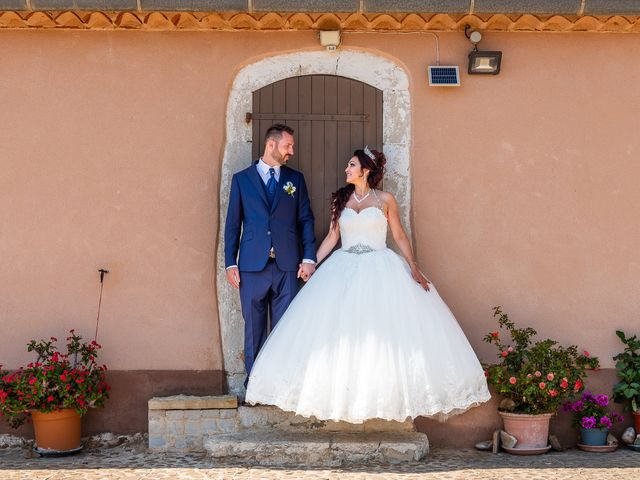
[224,124,316,378]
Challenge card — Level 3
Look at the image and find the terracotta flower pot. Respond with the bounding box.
[31,409,81,451]
[499,411,554,449]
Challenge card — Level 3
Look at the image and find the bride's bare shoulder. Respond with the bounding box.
[375,190,397,205]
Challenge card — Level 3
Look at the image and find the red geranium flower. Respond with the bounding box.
[0,330,111,428]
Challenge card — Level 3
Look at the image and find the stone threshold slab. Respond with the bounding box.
[236,405,416,432]
[204,430,429,466]
[148,394,237,410]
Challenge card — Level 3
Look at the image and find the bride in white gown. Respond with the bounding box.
[245,147,490,423]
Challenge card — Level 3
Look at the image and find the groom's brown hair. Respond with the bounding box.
[264,123,294,144]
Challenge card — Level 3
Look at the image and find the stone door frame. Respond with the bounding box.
[217,50,412,396]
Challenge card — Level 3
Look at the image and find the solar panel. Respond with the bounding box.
[428,66,460,87]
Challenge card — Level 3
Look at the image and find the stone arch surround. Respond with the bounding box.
[217,50,412,396]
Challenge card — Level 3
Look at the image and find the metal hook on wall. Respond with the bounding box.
[94,268,110,342]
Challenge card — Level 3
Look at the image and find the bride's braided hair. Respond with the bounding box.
[331,148,387,227]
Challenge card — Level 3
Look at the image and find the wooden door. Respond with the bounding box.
[250,75,383,242]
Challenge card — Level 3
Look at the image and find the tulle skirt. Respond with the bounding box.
[245,247,491,423]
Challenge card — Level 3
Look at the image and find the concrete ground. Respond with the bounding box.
[1,440,640,480]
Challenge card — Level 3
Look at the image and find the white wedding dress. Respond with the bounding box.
[245,200,491,423]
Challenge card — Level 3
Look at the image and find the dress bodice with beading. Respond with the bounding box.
[339,207,387,253]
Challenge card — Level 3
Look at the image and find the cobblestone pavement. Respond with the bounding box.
[1,443,639,480]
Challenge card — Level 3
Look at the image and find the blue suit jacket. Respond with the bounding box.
[224,163,316,272]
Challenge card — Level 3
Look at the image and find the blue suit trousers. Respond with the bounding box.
[239,259,299,377]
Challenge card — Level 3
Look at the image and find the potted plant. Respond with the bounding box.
[612,330,640,432]
[483,306,599,453]
[0,330,110,452]
[563,391,624,447]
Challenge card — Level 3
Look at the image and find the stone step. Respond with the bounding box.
[148,395,420,454]
[148,394,237,410]
[237,405,416,433]
[203,431,429,466]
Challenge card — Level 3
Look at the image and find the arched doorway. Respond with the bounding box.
[250,75,383,241]
[217,51,411,396]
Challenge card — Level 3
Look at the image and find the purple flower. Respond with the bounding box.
[582,391,595,403]
[572,401,584,412]
[595,394,609,407]
[611,412,624,422]
[600,416,612,429]
[581,416,597,429]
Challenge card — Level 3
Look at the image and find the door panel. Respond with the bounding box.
[251,75,383,243]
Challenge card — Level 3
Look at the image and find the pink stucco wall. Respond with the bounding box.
[1,29,638,379]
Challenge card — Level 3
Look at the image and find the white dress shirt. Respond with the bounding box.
[257,158,281,184]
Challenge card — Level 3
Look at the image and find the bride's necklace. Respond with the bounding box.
[353,188,371,204]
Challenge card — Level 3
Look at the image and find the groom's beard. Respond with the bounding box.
[272,150,290,165]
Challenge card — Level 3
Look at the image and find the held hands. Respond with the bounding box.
[297,263,316,282]
[227,263,316,287]
[410,264,431,291]
[226,267,240,289]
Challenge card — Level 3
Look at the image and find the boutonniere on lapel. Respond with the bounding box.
[283,181,296,197]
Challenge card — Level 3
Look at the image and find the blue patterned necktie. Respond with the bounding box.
[266,167,276,205]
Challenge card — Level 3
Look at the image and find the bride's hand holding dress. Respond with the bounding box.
[376,190,430,291]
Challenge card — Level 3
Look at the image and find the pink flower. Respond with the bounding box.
[491,331,499,338]
[534,371,542,377]
[539,382,546,389]
[547,373,555,381]
[549,389,558,397]
[501,351,508,358]
[527,373,533,378]
[507,346,514,353]
[583,351,590,357]
[509,377,517,385]
[560,378,569,389]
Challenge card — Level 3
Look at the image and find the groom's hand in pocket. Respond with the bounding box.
[226,267,240,288]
